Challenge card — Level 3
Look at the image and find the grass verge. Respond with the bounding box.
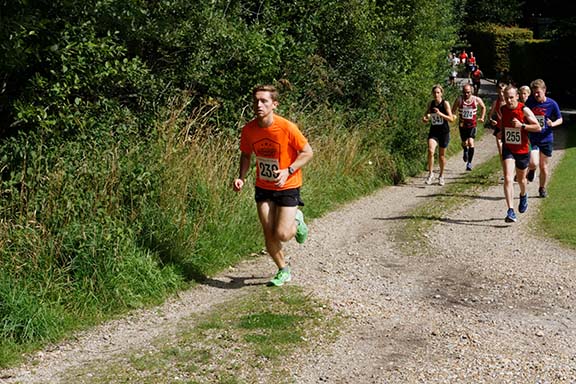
[537,123,576,248]
[60,286,340,384]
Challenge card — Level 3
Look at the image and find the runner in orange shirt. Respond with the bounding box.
[233,84,313,286]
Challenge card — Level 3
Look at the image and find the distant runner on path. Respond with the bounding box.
[525,79,563,198]
[471,65,483,95]
[498,85,541,223]
[422,84,454,186]
[452,83,486,171]
[233,84,313,286]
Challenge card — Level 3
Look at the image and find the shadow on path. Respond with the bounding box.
[200,275,268,289]
[374,215,511,228]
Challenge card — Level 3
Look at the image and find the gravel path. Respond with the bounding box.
[289,126,576,384]
[2,81,575,383]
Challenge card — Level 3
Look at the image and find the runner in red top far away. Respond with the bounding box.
[471,65,483,95]
[467,51,477,77]
[459,49,468,65]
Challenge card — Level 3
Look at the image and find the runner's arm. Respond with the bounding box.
[233,152,252,192]
[442,101,455,123]
[422,104,430,123]
[549,116,563,128]
[289,143,313,173]
[451,97,460,115]
[273,143,314,188]
[521,107,541,132]
[476,97,486,123]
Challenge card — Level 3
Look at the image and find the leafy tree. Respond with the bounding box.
[463,0,524,26]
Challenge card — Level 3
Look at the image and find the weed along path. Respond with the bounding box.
[2,101,576,381]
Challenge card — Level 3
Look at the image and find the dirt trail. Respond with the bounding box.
[2,81,575,383]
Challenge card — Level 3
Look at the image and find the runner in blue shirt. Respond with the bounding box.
[525,79,563,198]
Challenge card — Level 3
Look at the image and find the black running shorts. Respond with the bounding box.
[255,187,304,207]
[502,147,530,170]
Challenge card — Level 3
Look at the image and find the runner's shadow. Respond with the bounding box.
[423,193,504,201]
[441,217,511,228]
[200,275,268,289]
[374,215,510,228]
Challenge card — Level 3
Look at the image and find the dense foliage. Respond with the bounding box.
[0,0,462,364]
[463,0,523,26]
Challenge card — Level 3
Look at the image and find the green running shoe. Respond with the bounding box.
[295,209,308,244]
[267,268,292,287]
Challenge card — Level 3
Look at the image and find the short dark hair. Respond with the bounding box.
[252,85,279,101]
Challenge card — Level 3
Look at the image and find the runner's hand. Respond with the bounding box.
[273,169,289,188]
[233,178,244,192]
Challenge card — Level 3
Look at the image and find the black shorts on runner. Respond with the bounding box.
[502,147,530,170]
[428,128,450,148]
[255,187,304,207]
[459,126,477,141]
[531,141,553,157]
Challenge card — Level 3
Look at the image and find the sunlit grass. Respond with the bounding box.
[538,123,576,248]
[61,287,340,384]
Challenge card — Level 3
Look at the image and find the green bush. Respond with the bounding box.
[465,23,532,79]
[0,0,464,365]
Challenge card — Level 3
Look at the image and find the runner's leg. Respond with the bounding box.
[467,137,475,163]
[539,153,551,189]
[427,138,437,175]
[503,158,516,209]
[438,147,446,177]
[257,201,289,269]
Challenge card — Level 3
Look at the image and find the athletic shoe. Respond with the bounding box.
[466,162,472,171]
[438,176,445,186]
[518,193,528,213]
[505,208,517,223]
[267,268,292,287]
[425,173,434,185]
[539,187,548,198]
[527,169,535,182]
[295,209,308,244]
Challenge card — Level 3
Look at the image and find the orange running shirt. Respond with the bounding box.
[240,114,308,191]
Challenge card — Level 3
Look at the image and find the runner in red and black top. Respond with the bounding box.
[498,85,541,223]
[452,83,486,171]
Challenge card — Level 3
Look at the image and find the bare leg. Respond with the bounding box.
[529,148,539,173]
[517,167,528,196]
[427,138,437,174]
[257,201,297,269]
[503,159,516,209]
[438,147,446,177]
[539,153,551,189]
